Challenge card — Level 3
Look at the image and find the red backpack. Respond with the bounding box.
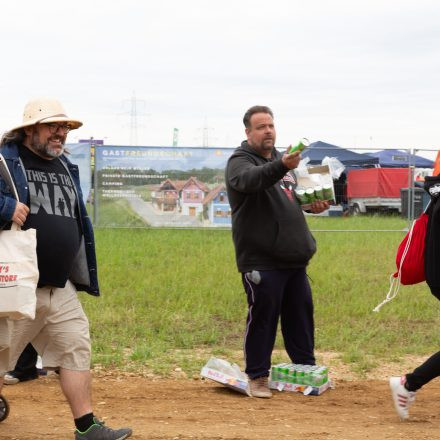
[393,212,428,285]
[373,212,428,312]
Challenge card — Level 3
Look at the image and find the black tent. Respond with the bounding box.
[302,141,379,167]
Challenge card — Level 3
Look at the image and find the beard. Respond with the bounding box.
[260,138,275,150]
[249,137,275,157]
[31,131,66,158]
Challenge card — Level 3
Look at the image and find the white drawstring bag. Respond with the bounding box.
[0,154,38,320]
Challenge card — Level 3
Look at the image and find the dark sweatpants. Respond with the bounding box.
[406,351,440,391]
[242,267,315,380]
[10,343,38,380]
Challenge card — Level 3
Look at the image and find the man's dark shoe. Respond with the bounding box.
[3,371,39,385]
[74,418,132,440]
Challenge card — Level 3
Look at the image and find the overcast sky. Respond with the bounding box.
[1,1,439,157]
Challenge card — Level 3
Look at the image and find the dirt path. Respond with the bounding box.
[127,198,202,227]
[1,372,439,440]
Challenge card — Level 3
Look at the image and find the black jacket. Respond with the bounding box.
[225,141,316,273]
[424,175,440,301]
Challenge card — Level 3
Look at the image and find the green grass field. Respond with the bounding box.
[80,216,439,376]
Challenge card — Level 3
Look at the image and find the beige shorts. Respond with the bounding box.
[0,280,91,375]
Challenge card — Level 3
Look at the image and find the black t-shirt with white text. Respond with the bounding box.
[19,145,81,288]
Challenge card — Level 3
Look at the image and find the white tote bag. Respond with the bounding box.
[0,223,38,319]
[0,154,38,320]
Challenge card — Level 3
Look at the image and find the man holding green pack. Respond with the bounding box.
[225,105,328,398]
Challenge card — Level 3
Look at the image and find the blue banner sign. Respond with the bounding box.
[94,146,234,227]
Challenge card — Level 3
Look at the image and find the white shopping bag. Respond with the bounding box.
[0,153,38,320]
[200,357,251,396]
[0,223,38,320]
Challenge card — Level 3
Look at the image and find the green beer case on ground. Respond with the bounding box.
[270,363,331,396]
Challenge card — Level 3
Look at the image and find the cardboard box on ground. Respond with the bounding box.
[294,164,336,210]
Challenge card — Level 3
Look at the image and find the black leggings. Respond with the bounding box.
[406,351,440,392]
[11,343,38,379]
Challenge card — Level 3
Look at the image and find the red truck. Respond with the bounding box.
[346,168,413,214]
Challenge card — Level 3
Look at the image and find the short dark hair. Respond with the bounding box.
[243,105,274,128]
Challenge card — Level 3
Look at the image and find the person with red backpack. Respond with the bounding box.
[389,175,440,420]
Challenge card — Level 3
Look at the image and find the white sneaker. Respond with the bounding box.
[389,376,416,420]
[3,373,19,385]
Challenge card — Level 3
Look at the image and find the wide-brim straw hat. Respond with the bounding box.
[10,98,83,132]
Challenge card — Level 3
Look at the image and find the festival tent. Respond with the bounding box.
[302,141,379,167]
[368,149,434,168]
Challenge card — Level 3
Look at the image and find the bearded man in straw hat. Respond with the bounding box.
[0,98,132,439]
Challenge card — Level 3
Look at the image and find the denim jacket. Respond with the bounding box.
[0,142,99,296]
